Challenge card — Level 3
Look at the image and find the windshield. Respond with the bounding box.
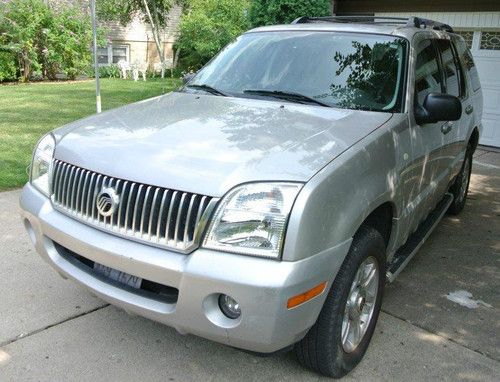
[185,31,408,112]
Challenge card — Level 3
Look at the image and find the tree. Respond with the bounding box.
[97,0,183,70]
[0,0,49,81]
[41,8,96,80]
[0,0,101,81]
[176,0,249,70]
[249,0,331,27]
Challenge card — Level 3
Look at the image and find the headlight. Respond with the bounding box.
[203,183,302,259]
[30,134,55,196]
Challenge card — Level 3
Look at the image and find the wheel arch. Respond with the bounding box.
[359,202,395,249]
[469,127,480,152]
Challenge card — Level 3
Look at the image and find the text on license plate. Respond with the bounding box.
[93,263,142,289]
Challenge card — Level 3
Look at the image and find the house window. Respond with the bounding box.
[97,47,109,64]
[480,31,500,50]
[112,46,128,63]
[97,44,130,65]
[454,30,474,50]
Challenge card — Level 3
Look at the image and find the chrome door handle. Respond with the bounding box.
[441,121,453,135]
[465,105,474,115]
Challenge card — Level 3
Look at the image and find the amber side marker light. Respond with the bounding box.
[287,282,327,309]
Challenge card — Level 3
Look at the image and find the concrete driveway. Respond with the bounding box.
[1,149,499,381]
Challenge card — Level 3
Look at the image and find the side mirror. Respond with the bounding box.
[182,72,195,84]
[415,93,462,125]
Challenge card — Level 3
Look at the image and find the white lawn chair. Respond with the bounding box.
[117,59,130,79]
[153,58,173,78]
[131,61,148,81]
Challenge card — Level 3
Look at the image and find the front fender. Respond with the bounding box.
[283,118,405,262]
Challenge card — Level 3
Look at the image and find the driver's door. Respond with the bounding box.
[433,38,467,197]
[406,37,447,233]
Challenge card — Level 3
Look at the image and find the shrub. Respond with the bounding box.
[41,7,96,80]
[249,0,331,27]
[176,0,250,70]
[0,52,18,82]
[0,0,48,81]
[0,0,103,81]
[98,64,120,78]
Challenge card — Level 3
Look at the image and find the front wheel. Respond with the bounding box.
[295,226,386,378]
[448,146,473,215]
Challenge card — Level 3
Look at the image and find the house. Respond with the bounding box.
[97,5,182,70]
[332,0,500,148]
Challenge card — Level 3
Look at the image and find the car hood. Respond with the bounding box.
[54,92,391,197]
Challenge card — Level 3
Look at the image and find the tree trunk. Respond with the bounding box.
[171,47,180,77]
[142,0,165,68]
[20,51,31,82]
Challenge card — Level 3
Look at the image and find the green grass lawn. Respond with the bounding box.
[0,78,181,191]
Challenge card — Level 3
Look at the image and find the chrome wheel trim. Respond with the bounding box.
[341,256,379,353]
[457,156,471,204]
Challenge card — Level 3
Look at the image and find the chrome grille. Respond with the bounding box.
[50,159,216,252]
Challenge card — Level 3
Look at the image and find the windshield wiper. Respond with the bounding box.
[243,89,331,107]
[185,83,228,97]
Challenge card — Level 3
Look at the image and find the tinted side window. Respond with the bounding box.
[415,40,443,105]
[436,40,461,97]
[455,38,481,92]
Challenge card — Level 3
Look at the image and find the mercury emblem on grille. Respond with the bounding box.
[96,187,120,217]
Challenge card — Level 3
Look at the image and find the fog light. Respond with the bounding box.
[218,294,241,319]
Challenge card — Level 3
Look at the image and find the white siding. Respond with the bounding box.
[106,5,182,43]
[375,12,500,29]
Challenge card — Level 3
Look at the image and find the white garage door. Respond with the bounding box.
[457,30,500,147]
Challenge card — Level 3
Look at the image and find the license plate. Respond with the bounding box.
[93,263,142,289]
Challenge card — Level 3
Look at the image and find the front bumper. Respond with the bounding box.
[19,183,351,353]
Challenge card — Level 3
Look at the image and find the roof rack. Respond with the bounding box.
[291,15,454,33]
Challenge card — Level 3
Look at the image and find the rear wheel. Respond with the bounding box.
[448,146,473,215]
[295,226,386,378]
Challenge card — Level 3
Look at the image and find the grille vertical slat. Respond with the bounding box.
[79,171,89,215]
[183,194,196,245]
[193,195,208,239]
[99,176,109,225]
[85,173,96,217]
[103,177,113,226]
[132,184,144,234]
[165,190,178,241]
[125,183,136,233]
[60,164,69,206]
[50,160,214,252]
[60,165,68,205]
[148,188,160,240]
[66,166,76,207]
[70,167,80,210]
[140,186,152,236]
[54,161,62,201]
[61,164,70,203]
[75,168,84,213]
[111,179,121,227]
[91,174,102,221]
[175,193,187,242]
[156,189,168,242]
[117,180,128,230]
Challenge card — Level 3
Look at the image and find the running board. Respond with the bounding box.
[386,193,454,283]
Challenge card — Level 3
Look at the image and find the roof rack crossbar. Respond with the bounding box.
[409,17,454,32]
[291,15,454,32]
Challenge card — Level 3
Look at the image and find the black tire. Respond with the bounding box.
[295,226,386,378]
[448,145,473,215]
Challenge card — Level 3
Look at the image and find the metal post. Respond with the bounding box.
[90,0,101,113]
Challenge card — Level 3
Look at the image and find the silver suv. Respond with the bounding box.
[20,16,482,378]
